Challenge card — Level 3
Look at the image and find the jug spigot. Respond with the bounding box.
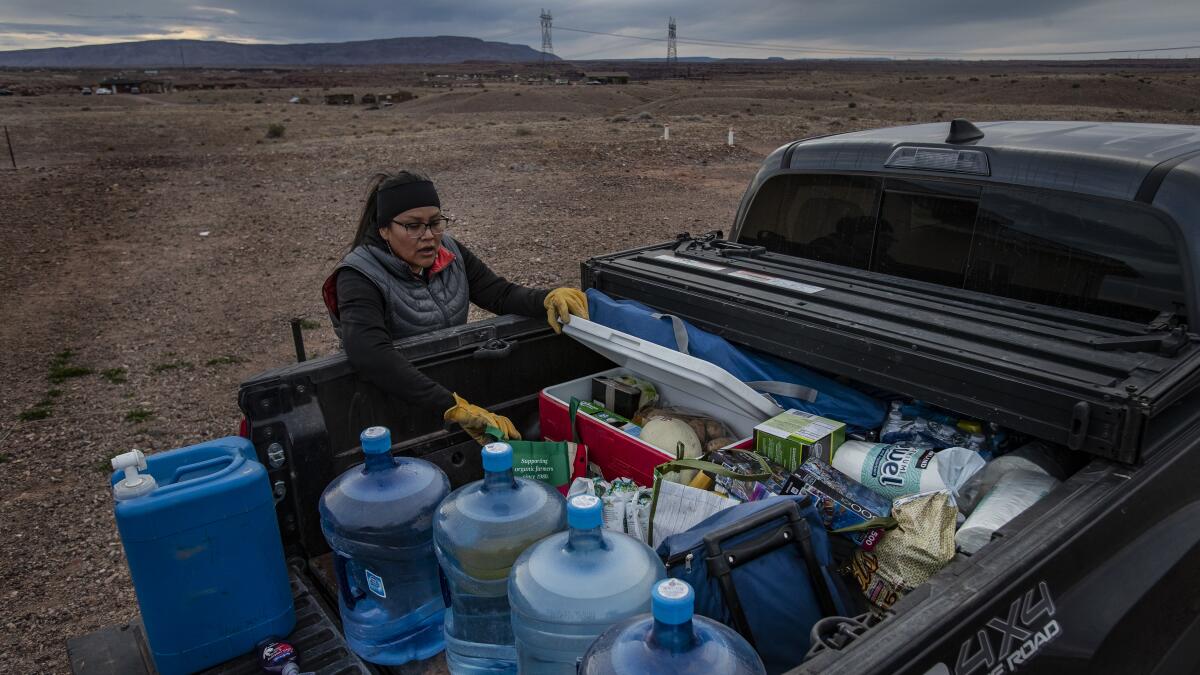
[112,449,158,500]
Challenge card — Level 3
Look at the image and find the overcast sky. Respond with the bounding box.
[1,0,1198,59]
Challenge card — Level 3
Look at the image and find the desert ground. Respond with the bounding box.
[2,59,1199,672]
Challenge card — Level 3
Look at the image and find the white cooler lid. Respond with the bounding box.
[562,316,783,424]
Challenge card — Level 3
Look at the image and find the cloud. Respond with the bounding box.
[190,6,239,16]
[0,0,1196,58]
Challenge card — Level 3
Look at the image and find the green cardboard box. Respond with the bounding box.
[753,409,845,470]
[577,400,643,436]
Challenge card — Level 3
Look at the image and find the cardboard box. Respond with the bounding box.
[577,400,643,437]
[781,458,890,550]
[590,376,642,418]
[754,409,845,470]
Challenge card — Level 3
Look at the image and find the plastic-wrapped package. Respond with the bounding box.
[880,400,993,457]
[614,375,660,410]
[567,476,654,541]
[956,441,1074,515]
[848,491,957,611]
[832,441,986,502]
[634,407,736,450]
[955,469,1058,554]
[782,458,892,550]
[707,449,788,502]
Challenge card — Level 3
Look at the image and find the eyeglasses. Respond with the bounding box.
[392,216,452,238]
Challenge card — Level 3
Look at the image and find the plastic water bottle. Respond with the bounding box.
[509,494,666,674]
[880,401,906,441]
[319,426,451,665]
[434,442,567,674]
[579,578,766,674]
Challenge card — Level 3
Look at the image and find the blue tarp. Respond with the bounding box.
[586,289,885,431]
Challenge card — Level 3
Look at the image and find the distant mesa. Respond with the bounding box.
[0,36,558,68]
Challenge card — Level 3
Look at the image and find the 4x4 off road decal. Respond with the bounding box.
[955,582,1060,675]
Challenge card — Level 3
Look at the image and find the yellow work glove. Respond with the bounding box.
[544,287,589,334]
[444,393,521,444]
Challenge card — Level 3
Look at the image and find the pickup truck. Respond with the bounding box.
[69,120,1200,675]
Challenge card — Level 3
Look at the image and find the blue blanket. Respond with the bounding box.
[586,289,885,431]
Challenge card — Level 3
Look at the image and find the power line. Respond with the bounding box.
[484,27,539,41]
[554,25,1200,58]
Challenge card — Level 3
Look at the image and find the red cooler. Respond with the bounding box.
[539,317,783,486]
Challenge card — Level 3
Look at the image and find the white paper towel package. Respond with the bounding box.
[955,469,1059,554]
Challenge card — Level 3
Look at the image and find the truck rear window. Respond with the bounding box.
[873,183,979,287]
[740,173,1186,323]
[736,174,879,269]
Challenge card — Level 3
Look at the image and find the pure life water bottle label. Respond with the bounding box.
[863,443,937,501]
[365,568,387,598]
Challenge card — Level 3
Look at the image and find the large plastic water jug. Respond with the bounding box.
[509,493,665,674]
[110,437,295,675]
[319,426,451,665]
[579,578,767,674]
[434,442,567,674]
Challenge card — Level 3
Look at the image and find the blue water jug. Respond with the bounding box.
[319,426,451,665]
[579,578,767,674]
[110,437,295,675]
[434,442,567,674]
[509,494,665,674]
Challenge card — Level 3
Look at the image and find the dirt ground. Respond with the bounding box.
[1,60,1199,673]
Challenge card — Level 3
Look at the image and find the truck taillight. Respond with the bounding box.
[238,417,250,439]
[885,146,990,175]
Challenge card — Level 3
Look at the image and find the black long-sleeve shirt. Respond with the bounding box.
[336,240,549,411]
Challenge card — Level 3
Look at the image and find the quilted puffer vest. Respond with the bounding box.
[332,235,470,339]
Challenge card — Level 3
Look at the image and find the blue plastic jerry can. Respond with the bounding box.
[110,437,295,675]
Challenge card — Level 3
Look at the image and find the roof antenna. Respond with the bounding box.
[946,119,984,144]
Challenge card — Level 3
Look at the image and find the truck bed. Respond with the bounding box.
[68,559,375,675]
[76,238,1200,673]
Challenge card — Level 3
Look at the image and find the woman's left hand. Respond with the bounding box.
[544,288,589,334]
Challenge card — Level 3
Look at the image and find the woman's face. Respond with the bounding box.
[380,205,443,271]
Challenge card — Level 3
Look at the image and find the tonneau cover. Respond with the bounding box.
[581,235,1200,463]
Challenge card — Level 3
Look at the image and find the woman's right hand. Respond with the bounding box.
[444,393,521,444]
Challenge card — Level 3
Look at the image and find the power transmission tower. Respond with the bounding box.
[667,17,678,77]
[540,9,553,77]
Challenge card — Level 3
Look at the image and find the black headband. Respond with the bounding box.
[376,179,441,228]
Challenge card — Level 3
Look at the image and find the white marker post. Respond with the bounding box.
[663,123,670,141]
[727,126,735,147]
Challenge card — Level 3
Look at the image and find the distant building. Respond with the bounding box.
[324,93,355,105]
[98,78,172,94]
[583,72,631,85]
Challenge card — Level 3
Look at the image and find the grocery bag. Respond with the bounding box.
[484,398,588,495]
[656,495,857,673]
[646,452,774,546]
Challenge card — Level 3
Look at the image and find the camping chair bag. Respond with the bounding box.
[655,495,856,673]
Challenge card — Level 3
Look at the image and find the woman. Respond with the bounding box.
[323,171,588,442]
